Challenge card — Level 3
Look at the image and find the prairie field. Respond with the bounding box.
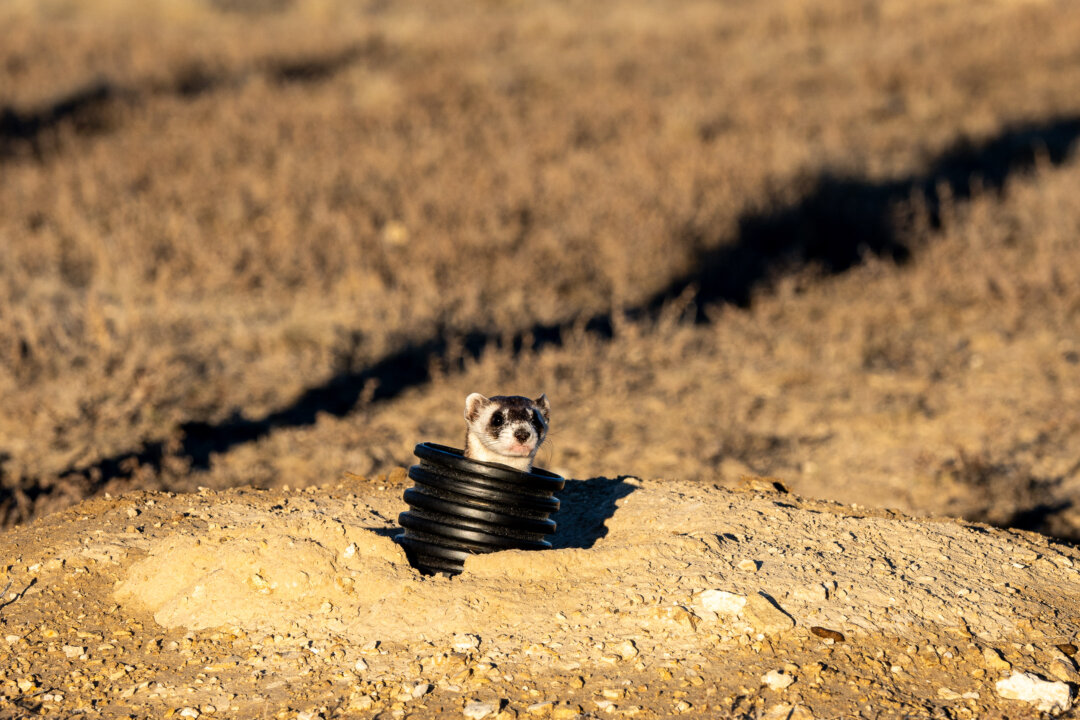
[2,0,1080,542]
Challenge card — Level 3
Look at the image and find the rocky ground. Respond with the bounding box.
[2,471,1078,719]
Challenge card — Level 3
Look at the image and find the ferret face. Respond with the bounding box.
[464,393,550,469]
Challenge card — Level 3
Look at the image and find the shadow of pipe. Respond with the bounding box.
[548,476,639,550]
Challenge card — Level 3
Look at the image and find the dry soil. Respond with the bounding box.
[2,474,1079,718]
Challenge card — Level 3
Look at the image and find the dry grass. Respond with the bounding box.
[2,0,1079,538]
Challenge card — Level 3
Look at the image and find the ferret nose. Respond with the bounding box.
[514,428,530,443]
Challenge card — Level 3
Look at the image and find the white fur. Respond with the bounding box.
[464,393,549,472]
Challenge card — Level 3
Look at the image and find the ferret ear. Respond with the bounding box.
[465,393,490,422]
[534,393,550,422]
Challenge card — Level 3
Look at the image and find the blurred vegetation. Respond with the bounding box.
[1,0,1079,540]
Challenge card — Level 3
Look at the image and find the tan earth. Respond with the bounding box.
[2,471,1078,718]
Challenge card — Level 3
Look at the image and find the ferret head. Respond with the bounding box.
[464,393,550,470]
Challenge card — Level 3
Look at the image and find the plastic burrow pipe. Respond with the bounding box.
[396,442,565,576]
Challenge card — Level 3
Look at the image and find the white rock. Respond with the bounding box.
[353,658,368,672]
[762,670,795,690]
[412,682,432,698]
[179,709,200,719]
[62,645,86,659]
[463,700,496,719]
[995,671,1072,713]
[453,634,481,653]
[698,590,746,615]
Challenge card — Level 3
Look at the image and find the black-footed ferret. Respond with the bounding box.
[463,393,550,472]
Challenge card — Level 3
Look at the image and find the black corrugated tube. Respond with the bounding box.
[396,442,565,576]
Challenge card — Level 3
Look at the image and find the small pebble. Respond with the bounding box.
[809,626,845,643]
[762,670,795,690]
[1048,658,1079,684]
[982,647,1011,672]
[350,694,374,711]
[605,639,638,661]
[743,594,794,635]
[464,700,496,719]
[454,634,481,653]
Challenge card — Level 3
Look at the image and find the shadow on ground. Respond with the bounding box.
[0,40,386,160]
[548,477,638,550]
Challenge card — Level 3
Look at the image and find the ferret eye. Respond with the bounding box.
[491,412,504,427]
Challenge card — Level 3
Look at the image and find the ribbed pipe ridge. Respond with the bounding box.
[396,443,564,576]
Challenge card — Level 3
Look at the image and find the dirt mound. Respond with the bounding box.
[3,474,1079,718]
[117,505,407,635]
[118,476,1080,651]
